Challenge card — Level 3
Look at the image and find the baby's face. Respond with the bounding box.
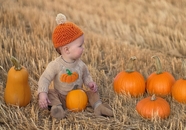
[68,35,84,60]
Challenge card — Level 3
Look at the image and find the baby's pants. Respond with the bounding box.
[48,89,67,109]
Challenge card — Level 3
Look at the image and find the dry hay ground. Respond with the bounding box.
[0,0,186,129]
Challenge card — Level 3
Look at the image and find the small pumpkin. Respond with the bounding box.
[136,94,170,119]
[146,56,175,97]
[66,87,88,112]
[172,59,186,103]
[4,56,31,107]
[113,56,145,97]
[60,69,79,83]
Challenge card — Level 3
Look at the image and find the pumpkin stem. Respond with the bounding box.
[151,55,162,74]
[182,59,186,80]
[66,69,72,75]
[11,56,22,71]
[125,56,136,73]
[151,94,156,101]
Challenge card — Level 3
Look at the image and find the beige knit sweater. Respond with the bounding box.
[38,56,93,95]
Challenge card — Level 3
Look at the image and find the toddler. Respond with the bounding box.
[38,13,113,120]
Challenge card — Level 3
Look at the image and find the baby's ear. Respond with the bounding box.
[63,46,70,54]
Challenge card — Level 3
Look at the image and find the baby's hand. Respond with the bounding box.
[88,82,98,92]
[38,92,51,109]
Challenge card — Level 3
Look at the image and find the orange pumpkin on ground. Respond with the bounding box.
[113,56,145,97]
[4,56,31,107]
[60,69,79,83]
[172,59,186,103]
[136,94,170,119]
[146,56,175,97]
[66,87,88,112]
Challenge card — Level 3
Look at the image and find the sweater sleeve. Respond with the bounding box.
[38,61,59,93]
[82,63,93,87]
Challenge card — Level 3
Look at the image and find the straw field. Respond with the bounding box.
[1,0,186,129]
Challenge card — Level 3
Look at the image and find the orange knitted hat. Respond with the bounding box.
[52,13,83,48]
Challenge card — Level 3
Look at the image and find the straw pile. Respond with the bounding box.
[1,0,186,129]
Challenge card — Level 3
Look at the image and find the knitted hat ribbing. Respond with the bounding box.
[52,13,83,48]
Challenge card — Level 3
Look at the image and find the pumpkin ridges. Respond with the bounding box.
[172,59,186,103]
[65,75,72,83]
[136,97,151,117]
[66,89,88,112]
[60,69,79,83]
[172,79,186,103]
[146,55,175,97]
[154,97,170,118]
[133,72,146,94]
[159,99,170,117]
[71,73,78,81]
[66,73,78,83]
[124,72,145,96]
[113,56,145,97]
[147,72,175,96]
[136,95,170,119]
[138,97,158,118]
[113,71,125,93]
[114,71,145,96]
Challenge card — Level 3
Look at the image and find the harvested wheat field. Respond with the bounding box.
[1,0,186,129]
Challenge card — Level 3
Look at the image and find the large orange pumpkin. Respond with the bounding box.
[66,88,88,112]
[113,56,145,97]
[4,56,31,107]
[136,94,170,119]
[146,56,175,97]
[172,59,186,103]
